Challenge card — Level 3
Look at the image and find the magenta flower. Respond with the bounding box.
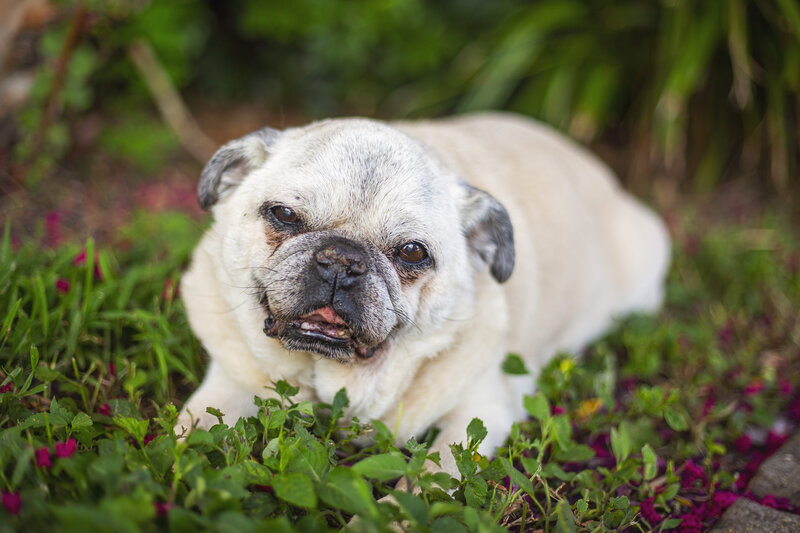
[1,491,21,515]
[162,278,178,301]
[639,497,662,524]
[677,511,703,533]
[34,447,51,469]
[734,434,752,453]
[45,211,62,247]
[143,434,156,446]
[0,382,12,393]
[97,403,111,416]
[702,390,716,416]
[55,278,70,294]
[681,460,707,488]
[73,249,104,280]
[154,500,171,517]
[717,322,735,350]
[54,438,76,458]
[712,490,738,510]
[779,379,793,397]
[73,249,87,265]
[743,379,764,396]
[551,405,565,415]
[766,430,788,454]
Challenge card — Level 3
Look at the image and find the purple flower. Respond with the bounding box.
[97,403,111,416]
[0,382,13,393]
[1,491,21,515]
[551,405,565,415]
[35,447,51,469]
[54,438,76,458]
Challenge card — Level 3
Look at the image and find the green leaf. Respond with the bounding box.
[663,407,688,431]
[330,387,349,423]
[555,499,577,533]
[316,467,375,516]
[610,422,632,464]
[611,496,629,510]
[520,457,540,476]
[501,353,529,375]
[71,412,93,429]
[272,472,317,509]
[552,414,572,449]
[50,397,73,426]
[352,452,407,481]
[554,444,595,462]
[642,444,657,480]
[575,498,588,516]
[113,416,148,444]
[661,517,683,530]
[466,418,487,447]
[464,476,487,507]
[499,457,534,495]
[523,394,551,422]
[392,490,429,525]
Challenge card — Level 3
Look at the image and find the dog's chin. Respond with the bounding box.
[278,329,357,361]
[262,307,381,362]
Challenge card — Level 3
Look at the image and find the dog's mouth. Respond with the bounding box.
[263,306,380,361]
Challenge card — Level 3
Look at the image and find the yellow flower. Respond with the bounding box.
[576,398,604,420]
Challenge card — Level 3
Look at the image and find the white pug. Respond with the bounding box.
[176,112,670,476]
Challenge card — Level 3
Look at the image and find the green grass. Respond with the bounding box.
[0,208,799,532]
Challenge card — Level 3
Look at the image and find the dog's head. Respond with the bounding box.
[198,119,514,362]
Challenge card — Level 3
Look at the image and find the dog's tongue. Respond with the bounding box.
[304,306,346,325]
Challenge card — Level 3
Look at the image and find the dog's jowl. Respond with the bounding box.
[177,112,670,476]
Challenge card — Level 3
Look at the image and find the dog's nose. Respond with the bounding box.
[315,240,367,287]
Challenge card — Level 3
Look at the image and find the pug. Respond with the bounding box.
[176,112,670,476]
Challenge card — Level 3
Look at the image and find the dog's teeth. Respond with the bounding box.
[301,322,314,330]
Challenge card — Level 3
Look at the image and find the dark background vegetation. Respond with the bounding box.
[2,0,800,233]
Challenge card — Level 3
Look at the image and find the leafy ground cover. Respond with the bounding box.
[0,205,799,532]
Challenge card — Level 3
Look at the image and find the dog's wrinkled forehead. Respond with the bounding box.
[248,119,457,238]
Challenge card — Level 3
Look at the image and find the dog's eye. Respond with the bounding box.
[396,241,428,264]
[270,205,299,225]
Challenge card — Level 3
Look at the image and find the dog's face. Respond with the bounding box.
[198,119,515,363]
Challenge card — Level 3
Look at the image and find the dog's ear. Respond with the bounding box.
[460,184,515,283]
[198,127,282,210]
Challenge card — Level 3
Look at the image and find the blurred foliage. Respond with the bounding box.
[8,0,800,191]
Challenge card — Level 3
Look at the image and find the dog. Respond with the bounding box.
[176,112,670,476]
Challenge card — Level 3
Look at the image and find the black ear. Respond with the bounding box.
[198,127,282,210]
[460,184,515,283]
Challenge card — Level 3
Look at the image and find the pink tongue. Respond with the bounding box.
[306,306,346,325]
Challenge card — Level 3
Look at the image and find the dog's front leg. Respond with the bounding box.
[175,360,264,435]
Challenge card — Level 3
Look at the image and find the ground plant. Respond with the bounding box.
[1,207,798,532]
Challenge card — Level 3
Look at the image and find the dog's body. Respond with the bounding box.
[177,112,670,475]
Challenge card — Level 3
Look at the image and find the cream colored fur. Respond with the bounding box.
[177,112,670,477]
